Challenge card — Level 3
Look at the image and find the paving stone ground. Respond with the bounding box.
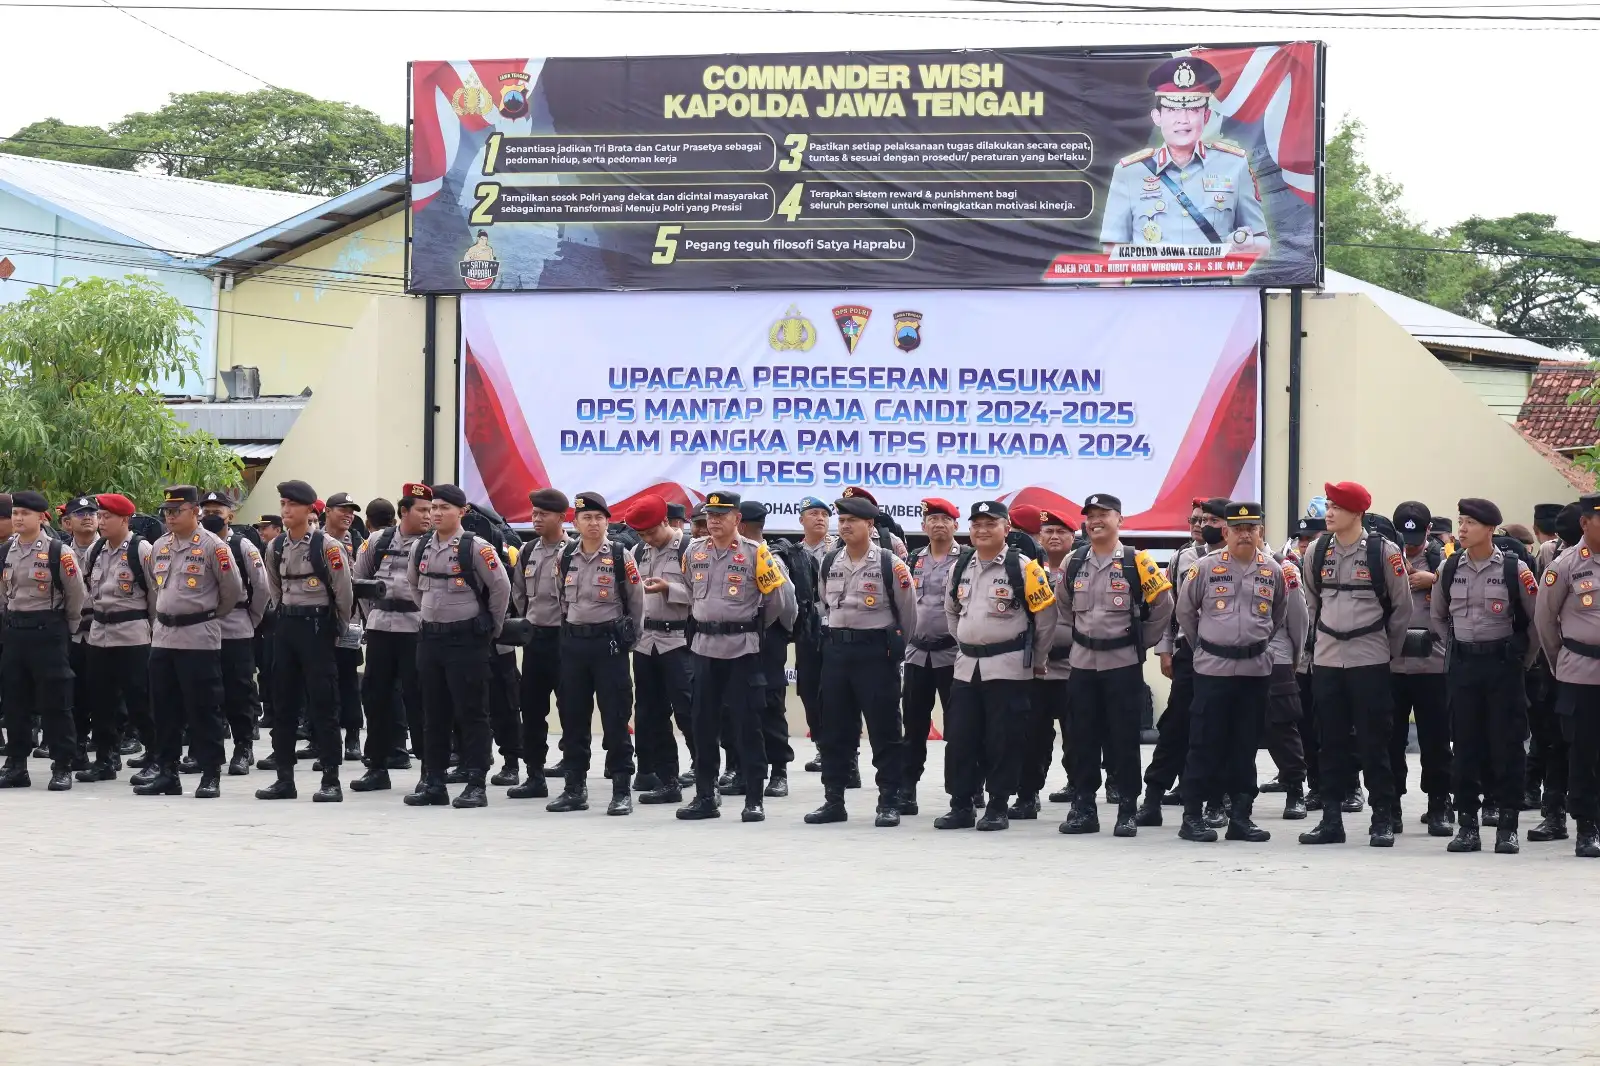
[1,743,1595,1066]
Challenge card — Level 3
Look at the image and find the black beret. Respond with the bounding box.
[836,496,880,520]
[1295,516,1326,536]
[1429,516,1453,534]
[1533,502,1563,533]
[276,480,316,506]
[1201,496,1231,520]
[1557,502,1584,545]
[528,488,569,514]
[1082,493,1121,513]
[968,500,1008,521]
[738,500,768,523]
[573,491,609,517]
[1457,498,1503,528]
[12,490,49,513]
[666,502,686,521]
[1392,501,1431,546]
[432,483,468,508]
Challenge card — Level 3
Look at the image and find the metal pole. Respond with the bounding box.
[1287,287,1304,523]
[423,293,437,484]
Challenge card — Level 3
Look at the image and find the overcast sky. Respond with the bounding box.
[0,1,1591,236]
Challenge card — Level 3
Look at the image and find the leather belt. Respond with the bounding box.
[643,619,688,633]
[825,628,890,645]
[374,598,418,613]
[958,633,1028,658]
[563,621,625,639]
[909,634,957,652]
[420,619,479,636]
[1562,637,1600,659]
[279,605,330,618]
[1198,636,1269,660]
[694,618,762,636]
[1071,630,1136,651]
[1454,637,1515,659]
[157,609,217,628]
[93,609,148,625]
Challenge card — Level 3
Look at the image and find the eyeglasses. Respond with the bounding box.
[1188,516,1205,525]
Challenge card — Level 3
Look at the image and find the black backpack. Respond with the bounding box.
[948,544,1037,665]
[1437,549,1529,652]
[1309,532,1393,641]
[86,534,148,593]
[558,537,636,643]
[270,529,336,606]
[770,537,819,644]
[409,530,492,632]
[0,538,66,599]
[1061,544,1149,663]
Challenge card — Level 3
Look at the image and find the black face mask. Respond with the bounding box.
[1200,524,1225,547]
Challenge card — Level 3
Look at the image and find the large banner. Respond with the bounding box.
[458,288,1261,534]
[410,43,1322,293]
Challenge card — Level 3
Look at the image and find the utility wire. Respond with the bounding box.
[0,135,388,179]
[0,272,357,328]
[92,0,280,86]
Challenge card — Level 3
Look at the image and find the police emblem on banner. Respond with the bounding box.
[893,310,923,352]
[451,78,493,117]
[498,71,531,119]
[832,305,871,354]
[459,231,500,291]
[769,304,817,351]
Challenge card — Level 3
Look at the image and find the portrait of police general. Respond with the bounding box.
[1099,57,1271,255]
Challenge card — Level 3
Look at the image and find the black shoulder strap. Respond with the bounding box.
[1425,542,1443,573]
[126,535,147,591]
[409,532,429,573]
[458,531,481,594]
[821,547,843,598]
[907,546,924,571]
[87,539,105,585]
[612,539,631,617]
[1367,535,1393,619]
[558,538,580,590]
[308,530,334,603]
[1063,544,1092,597]
[1506,553,1529,633]
[0,539,10,579]
[947,546,976,611]
[229,532,252,599]
[1438,551,1463,611]
[879,547,901,629]
[1121,550,1149,621]
[1310,533,1331,589]
[48,539,63,595]
[374,525,398,558]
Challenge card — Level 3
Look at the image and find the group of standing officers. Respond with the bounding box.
[0,476,1595,857]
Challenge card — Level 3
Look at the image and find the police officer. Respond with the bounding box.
[1533,493,1600,858]
[1525,502,1568,831]
[1099,56,1268,255]
[508,487,572,797]
[75,494,157,784]
[810,487,916,828]
[61,495,99,772]
[675,490,789,822]
[135,486,244,798]
[900,498,960,816]
[1262,526,1310,820]
[323,491,366,762]
[1299,481,1411,847]
[1432,498,1540,854]
[257,480,353,803]
[1285,514,1327,808]
[1057,493,1173,837]
[1527,503,1582,842]
[350,483,431,792]
[1137,496,1228,827]
[547,492,644,816]
[1389,501,1453,836]
[404,483,511,808]
[795,496,836,774]
[936,500,1056,831]
[1030,507,1078,807]
[201,506,269,777]
[666,502,687,533]
[738,499,797,796]
[1174,502,1286,842]
[628,494,696,805]
[0,491,88,791]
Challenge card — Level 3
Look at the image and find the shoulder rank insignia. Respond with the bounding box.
[1206,139,1247,157]
[1119,147,1155,167]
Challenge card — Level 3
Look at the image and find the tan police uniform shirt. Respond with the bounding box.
[1155,540,1204,656]
[265,531,354,630]
[511,534,571,628]
[149,527,243,651]
[1175,547,1287,678]
[219,535,269,642]
[945,548,1057,683]
[1393,544,1446,676]
[559,539,645,630]
[1053,543,1173,672]
[69,536,97,642]
[2,532,89,630]
[1536,542,1600,684]
[354,527,424,635]
[1303,533,1412,668]
[634,529,693,655]
[1039,556,1075,682]
[408,530,512,634]
[905,547,959,669]
[1430,546,1539,665]
[1267,559,1308,669]
[86,533,157,648]
[819,544,916,634]
[687,534,787,660]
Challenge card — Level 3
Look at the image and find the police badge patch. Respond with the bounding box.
[892,311,923,352]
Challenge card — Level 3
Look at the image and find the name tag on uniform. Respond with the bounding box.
[1353,566,1371,581]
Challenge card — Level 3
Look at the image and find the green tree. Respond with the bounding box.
[1455,213,1600,358]
[0,117,135,170]
[0,276,242,510]
[112,89,403,196]
[1323,117,1486,314]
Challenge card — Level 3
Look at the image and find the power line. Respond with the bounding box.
[0,225,408,281]
[959,0,1600,21]
[0,272,357,329]
[0,242,406,300]
[92,0,279,86]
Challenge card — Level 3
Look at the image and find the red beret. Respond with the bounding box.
[1324,481,1372,514]
[95,493,136,517]
[401,482,432,501]
[1010,503,1043,535]
[626,494,667,531]
[920,497,958,520]
[313,498,326,514]
[1038,508,1073,530]
[840,485,878,506]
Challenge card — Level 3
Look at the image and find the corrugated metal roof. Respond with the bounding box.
[1324,269,1586,365]
[0,154,323,259]
[169,398,305,440]
[206,168,406,271]
[227,441,281,460]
